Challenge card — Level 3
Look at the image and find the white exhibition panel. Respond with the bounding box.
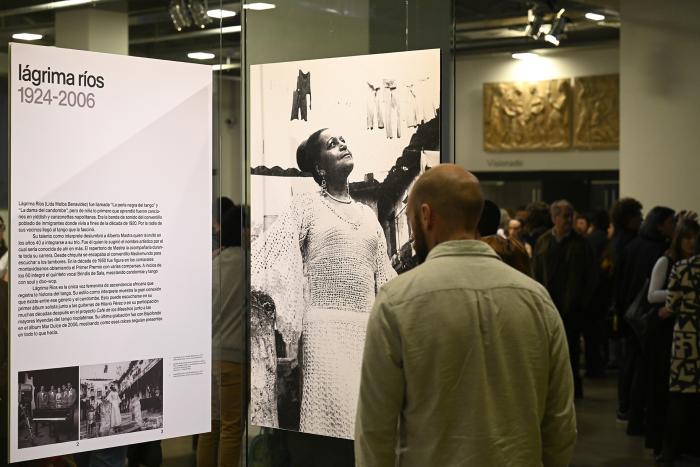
[9,43,212,462]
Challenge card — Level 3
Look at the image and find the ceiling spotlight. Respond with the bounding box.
[585,12,605,21]
[524,6,545,39]
[189,0,213,29]
[243,2,276,10]
[512,52,540,61]
[169,0,192,31]
[545,8,568,46]
[188,52,216,60]
[12,33,43,41]
[544,34,560,46]
[207,9,236,18]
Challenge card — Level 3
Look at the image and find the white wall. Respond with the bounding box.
[620,0,700,213]
[456,44,619,172]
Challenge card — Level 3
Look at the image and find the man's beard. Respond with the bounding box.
[412,225,429,265]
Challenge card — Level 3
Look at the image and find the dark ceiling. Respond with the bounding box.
[0,0,619,69]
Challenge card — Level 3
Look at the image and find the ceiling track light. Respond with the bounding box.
[524,6,545,39]
[189,0,213,29]
[170,0,213,31]
[169,0,192,31]
[545,8,568,47]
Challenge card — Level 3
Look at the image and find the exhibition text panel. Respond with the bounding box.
[9,43,212,462]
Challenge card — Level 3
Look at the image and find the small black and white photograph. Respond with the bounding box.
[79,358,163,439]
[249,49,440,439]
[18,366,79,449]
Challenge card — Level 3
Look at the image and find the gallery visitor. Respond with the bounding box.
[606,197,643,372]
[656,239,700,467]
[197,204,245,467]
[645,213,699,456]
[251,128,396,439]
[532,200,598,399]
[614,206,675,434]
[480,234,531,276]
[355,165,576,467]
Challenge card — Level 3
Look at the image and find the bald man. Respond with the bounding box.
[355,165,576,467]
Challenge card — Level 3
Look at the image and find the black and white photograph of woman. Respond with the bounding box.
[249,49,440,440]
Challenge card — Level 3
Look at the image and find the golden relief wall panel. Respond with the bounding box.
[483,79,572,151]
[573,74,620,150]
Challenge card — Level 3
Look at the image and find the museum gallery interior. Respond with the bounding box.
[2,0,700,466]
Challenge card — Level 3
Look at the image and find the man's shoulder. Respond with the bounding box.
[533,229,554,250]
[380,254,552,306]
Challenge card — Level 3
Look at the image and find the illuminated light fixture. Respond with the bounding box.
[221,25,242,33]
[207,8,236,18]
[12,33,43,41]
[47,0,97,7]
[243,2,276,10]
[189,0,213,28]
[169,0,192,31]
[544,34,560,46]
[545,8,568,47]
[524,6,545,39]
[585,12,605,21]
[188,52,215,60]
[512,52,540,61]
[212,63,240,71]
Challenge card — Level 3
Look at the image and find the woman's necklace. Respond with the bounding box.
[325,191,352,204]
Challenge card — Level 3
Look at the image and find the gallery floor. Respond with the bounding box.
[159,374,700,467]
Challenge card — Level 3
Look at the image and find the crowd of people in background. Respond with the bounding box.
[490,197,700,467]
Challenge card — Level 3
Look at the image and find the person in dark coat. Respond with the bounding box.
[523,201,552,253]
[584,210,613,378]
[607,198,643,373]
[533,200,598,398]
[615,206,675,435]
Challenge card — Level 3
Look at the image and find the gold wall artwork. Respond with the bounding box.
[573,74,620,149]
[484,79,571,151]
[483,74,619,152]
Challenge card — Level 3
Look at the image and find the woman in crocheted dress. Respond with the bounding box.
[251,128,396,439]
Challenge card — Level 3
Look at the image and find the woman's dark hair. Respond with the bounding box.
[524,202,551,232]
[610,197,643,232]
[220,205,242,248]
[481,235,531,277]
[296,128,328,186]
[640,206,675,239]
[478,200,501,237]
[591,210,610,231]
[667,217,700,261]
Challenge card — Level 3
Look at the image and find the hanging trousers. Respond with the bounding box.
[382,79,401,139]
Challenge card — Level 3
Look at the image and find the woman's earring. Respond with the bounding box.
[321,175,328,196]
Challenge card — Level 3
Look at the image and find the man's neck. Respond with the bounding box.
[436,231,476,245]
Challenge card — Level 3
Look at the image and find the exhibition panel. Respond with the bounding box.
[242,1,454,465]
[1,0,237,465]
[9,42,212,463]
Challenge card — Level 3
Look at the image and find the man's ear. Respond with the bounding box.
[420,203,432,230]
